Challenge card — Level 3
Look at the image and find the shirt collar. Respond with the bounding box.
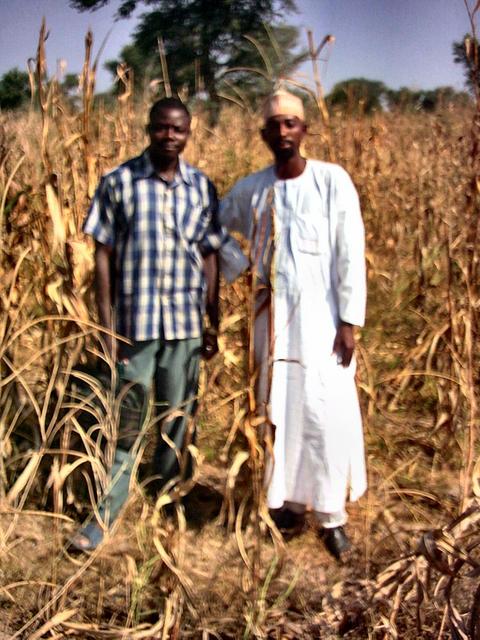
[132,149,193,186]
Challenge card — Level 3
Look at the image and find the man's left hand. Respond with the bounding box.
[332,322,355,367]
[202,329,219,360]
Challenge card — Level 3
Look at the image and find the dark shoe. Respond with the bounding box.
[270,507,305,533]
[319,526,351,561]
[69,521,106,552]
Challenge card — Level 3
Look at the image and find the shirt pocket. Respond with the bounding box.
[295,215,329,255]
[162,214,178,239]
[297,234,322,254]
[182,205,210,243]
[293,214,332,290]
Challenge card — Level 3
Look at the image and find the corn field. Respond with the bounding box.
[1,23,480,640]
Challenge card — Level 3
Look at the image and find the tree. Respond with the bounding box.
[386,86,471,112]
[71,0,144,18]
[327,78,387,114]
[72,0,299,109]
[385,86,420,112]
[0,68,30,110]
[58,73,83,108]
[220,23,308,107]
[105,22,306,108]
[453,34,480,95]
[61,73,80,95]
[420,86,471,111]
[104,43,149,93]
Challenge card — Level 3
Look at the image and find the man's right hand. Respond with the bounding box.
[202,328,219,360]
[332,321,355,367]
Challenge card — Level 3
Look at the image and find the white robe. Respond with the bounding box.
[220,160,367,514]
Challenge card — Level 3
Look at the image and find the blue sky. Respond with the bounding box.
[0,0,473,94]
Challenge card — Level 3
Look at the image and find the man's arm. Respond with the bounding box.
[82,173,118,359]
[218,179,251,283]
[332,168,366,367]
[202,250,220,360]
[94,240,115,359]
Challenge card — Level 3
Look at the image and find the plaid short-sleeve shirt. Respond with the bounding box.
[83,151,226,341]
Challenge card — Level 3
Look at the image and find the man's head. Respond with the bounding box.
[261,90,307,160]
[147,97,191,161]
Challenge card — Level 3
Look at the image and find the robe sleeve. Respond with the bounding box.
[334,168,367,327]
[218,180,251,283]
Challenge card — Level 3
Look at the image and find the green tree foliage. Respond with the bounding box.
[0,68,30,110]
[71,0,299,107]
[104,43,148,92]
[327,78,387,114]
[453,34,480,94]
[61,73,80,94]
[71,0,141,18]
[420,86,471,110]
[221,24,308,107]
[106,23,306,109]
[385,86,418,111]
[59,73,82,108]
[326,78,470,115]
[386,86,471,112]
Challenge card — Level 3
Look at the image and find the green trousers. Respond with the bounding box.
[98,336,202,526]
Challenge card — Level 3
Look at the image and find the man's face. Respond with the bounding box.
[261,115,306,159]
[148,107,191,160]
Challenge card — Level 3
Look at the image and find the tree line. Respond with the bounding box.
[327,79,470,114]
[0,67,471,115]
[0,0,475,114]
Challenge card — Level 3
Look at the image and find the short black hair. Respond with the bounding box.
[149,97,191,122]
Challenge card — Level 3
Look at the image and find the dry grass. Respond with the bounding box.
[1,24,480,640]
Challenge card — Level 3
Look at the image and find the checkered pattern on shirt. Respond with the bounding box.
[83,151,225,341]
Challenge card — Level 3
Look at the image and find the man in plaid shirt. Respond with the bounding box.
[72,97,225,550]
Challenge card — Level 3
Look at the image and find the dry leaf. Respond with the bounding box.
[45,182,66,252]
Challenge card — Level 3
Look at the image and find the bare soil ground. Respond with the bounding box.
[0,449,465,639]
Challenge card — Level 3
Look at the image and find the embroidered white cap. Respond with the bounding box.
[263,90,305,122]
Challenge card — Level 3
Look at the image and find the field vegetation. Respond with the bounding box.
[1,21,480,640]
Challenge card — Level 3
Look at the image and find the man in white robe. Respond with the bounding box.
[219,90,367,560]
